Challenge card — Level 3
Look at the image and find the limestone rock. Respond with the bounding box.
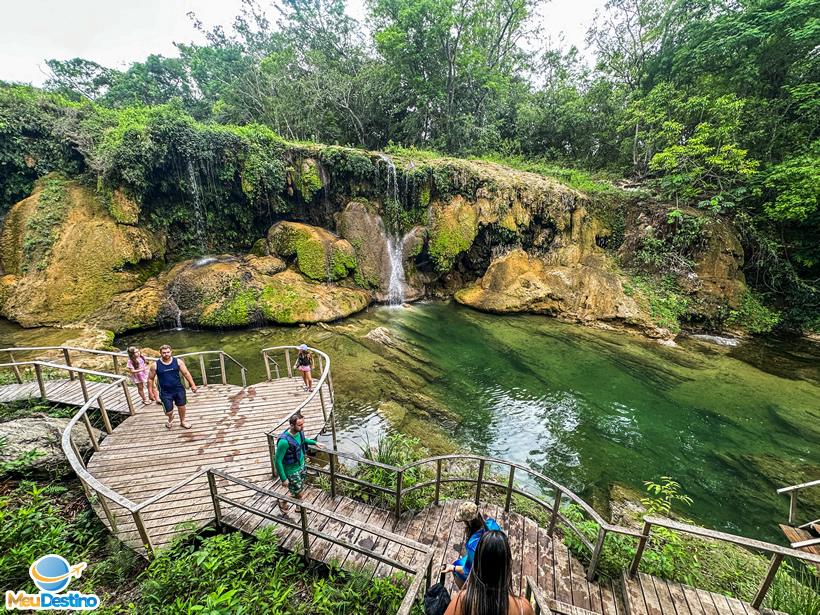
[267,221,357,282]
[0,180,165,327]
[336,201,387,289]
[0,416,101,476]
[455,248,661,336]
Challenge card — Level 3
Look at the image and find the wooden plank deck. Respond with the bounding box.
[621,571,770,615]
[0,378,134,413]
[84,378,329,552]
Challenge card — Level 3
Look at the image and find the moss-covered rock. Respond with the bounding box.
[336,200,387,289]
[289,158,325,202]
[108,188,140,225]
[267,221,356,281]
[428,196,479,271]
[0,180,165,327]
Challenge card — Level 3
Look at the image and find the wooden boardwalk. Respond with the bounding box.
[218,483,772,615]
[0,378,134,413]
[85,378,328,551]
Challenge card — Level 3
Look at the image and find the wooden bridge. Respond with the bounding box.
[1,344,816,615]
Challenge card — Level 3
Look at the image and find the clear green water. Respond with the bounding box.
[4,303,818,542]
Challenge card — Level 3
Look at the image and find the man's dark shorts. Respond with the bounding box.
[160,388,187,413]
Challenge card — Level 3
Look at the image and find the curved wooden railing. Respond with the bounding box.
[778,478,820,525]
[0,345,247,389]
[290,446,643,582]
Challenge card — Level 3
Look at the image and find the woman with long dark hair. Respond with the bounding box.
[444,530,534,615]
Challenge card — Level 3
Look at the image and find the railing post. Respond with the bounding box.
[426,553,433,589]
[505,466,516,512]
[112,355,120,374]
[199,355,208,386]
[62,348,75,381]
[96,490,119,534]
[81,413,99,451]
[547,490,562,536]
[629,520,652,577]
[207,471,222,528]
[300,505,311,562]
[475,459,485,504]
[8,351,23,383]
[327,369,335,404]
[752,553,784,609]
[587,527,606,580]
[98,396,113,435]
[78,371,89,402]
[330,410,338,450]
[789,492,797,525]
[219,352,227,385]
[69,437,86,470]
[318,387,328,421]
[267,433,278,480]
[329,452,337,499]
[435,459,442,506]
[34,363,47,401]
[241,368,247,389]
[395,470,404,518]
[263,351,272,381]
[121,380,135,416]
[132,510,155,556]
[286,349,294,378]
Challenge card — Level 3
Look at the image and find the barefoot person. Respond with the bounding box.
[294,344,314,392]
[126,346,152,405]
[275,412,321,514]
[148,344,197,429]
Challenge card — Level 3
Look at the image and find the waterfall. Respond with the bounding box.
[377,153,406,305]
[386,235,406,305]
[186,160,208,254]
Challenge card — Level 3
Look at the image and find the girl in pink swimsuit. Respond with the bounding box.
[294,344,314,392]
[126,346,151,405]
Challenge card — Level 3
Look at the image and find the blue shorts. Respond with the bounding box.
[160,388,187,413]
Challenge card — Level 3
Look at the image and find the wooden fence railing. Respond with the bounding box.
[207,469,435,615]
[263,345,337,448]
[0,346,247,389]
[777,478,820,526]
[628,515,820,609]
[261,441,644,581]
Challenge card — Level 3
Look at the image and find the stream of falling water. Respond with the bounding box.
[186,160,208,254]
[378,154,406,305]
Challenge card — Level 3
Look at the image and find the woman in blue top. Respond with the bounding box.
[441,502,502,588]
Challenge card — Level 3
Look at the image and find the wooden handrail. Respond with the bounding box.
[629,515,820,609]
[525,575,551,615]
[777,478,819,524]
[262,345,333,430]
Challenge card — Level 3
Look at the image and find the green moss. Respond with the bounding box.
[623,274,689,333]
[418,183,431,208]
[428,203,478,271]
[250,238,269,257]
[292,159,324,202]
[271,224,355,281]
[200,288,259,327]
[259,282,318,323]
[726,291,781,333]
[21,176,69,273]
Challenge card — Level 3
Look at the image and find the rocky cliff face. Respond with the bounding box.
[0,150,749,339]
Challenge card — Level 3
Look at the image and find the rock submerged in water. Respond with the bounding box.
[0,416,100,476]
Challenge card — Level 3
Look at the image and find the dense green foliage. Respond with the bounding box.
[0,0,817,327]
[0,478,420,613]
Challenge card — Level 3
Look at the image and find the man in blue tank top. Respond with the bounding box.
[148,344,198,429]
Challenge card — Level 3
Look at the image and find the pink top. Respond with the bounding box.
[127,356,149,383]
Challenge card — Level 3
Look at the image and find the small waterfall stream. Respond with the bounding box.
[377,154,406,305]
[186,160,208,254]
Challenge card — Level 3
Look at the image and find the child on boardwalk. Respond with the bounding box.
[126,346,152,405]
[294,344,314,392]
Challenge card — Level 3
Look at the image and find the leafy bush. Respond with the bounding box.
[348,432,433,511]
[726,291,781,334]
[623,275,689,332]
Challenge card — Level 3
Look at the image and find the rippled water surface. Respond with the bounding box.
[6,302,817,541]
